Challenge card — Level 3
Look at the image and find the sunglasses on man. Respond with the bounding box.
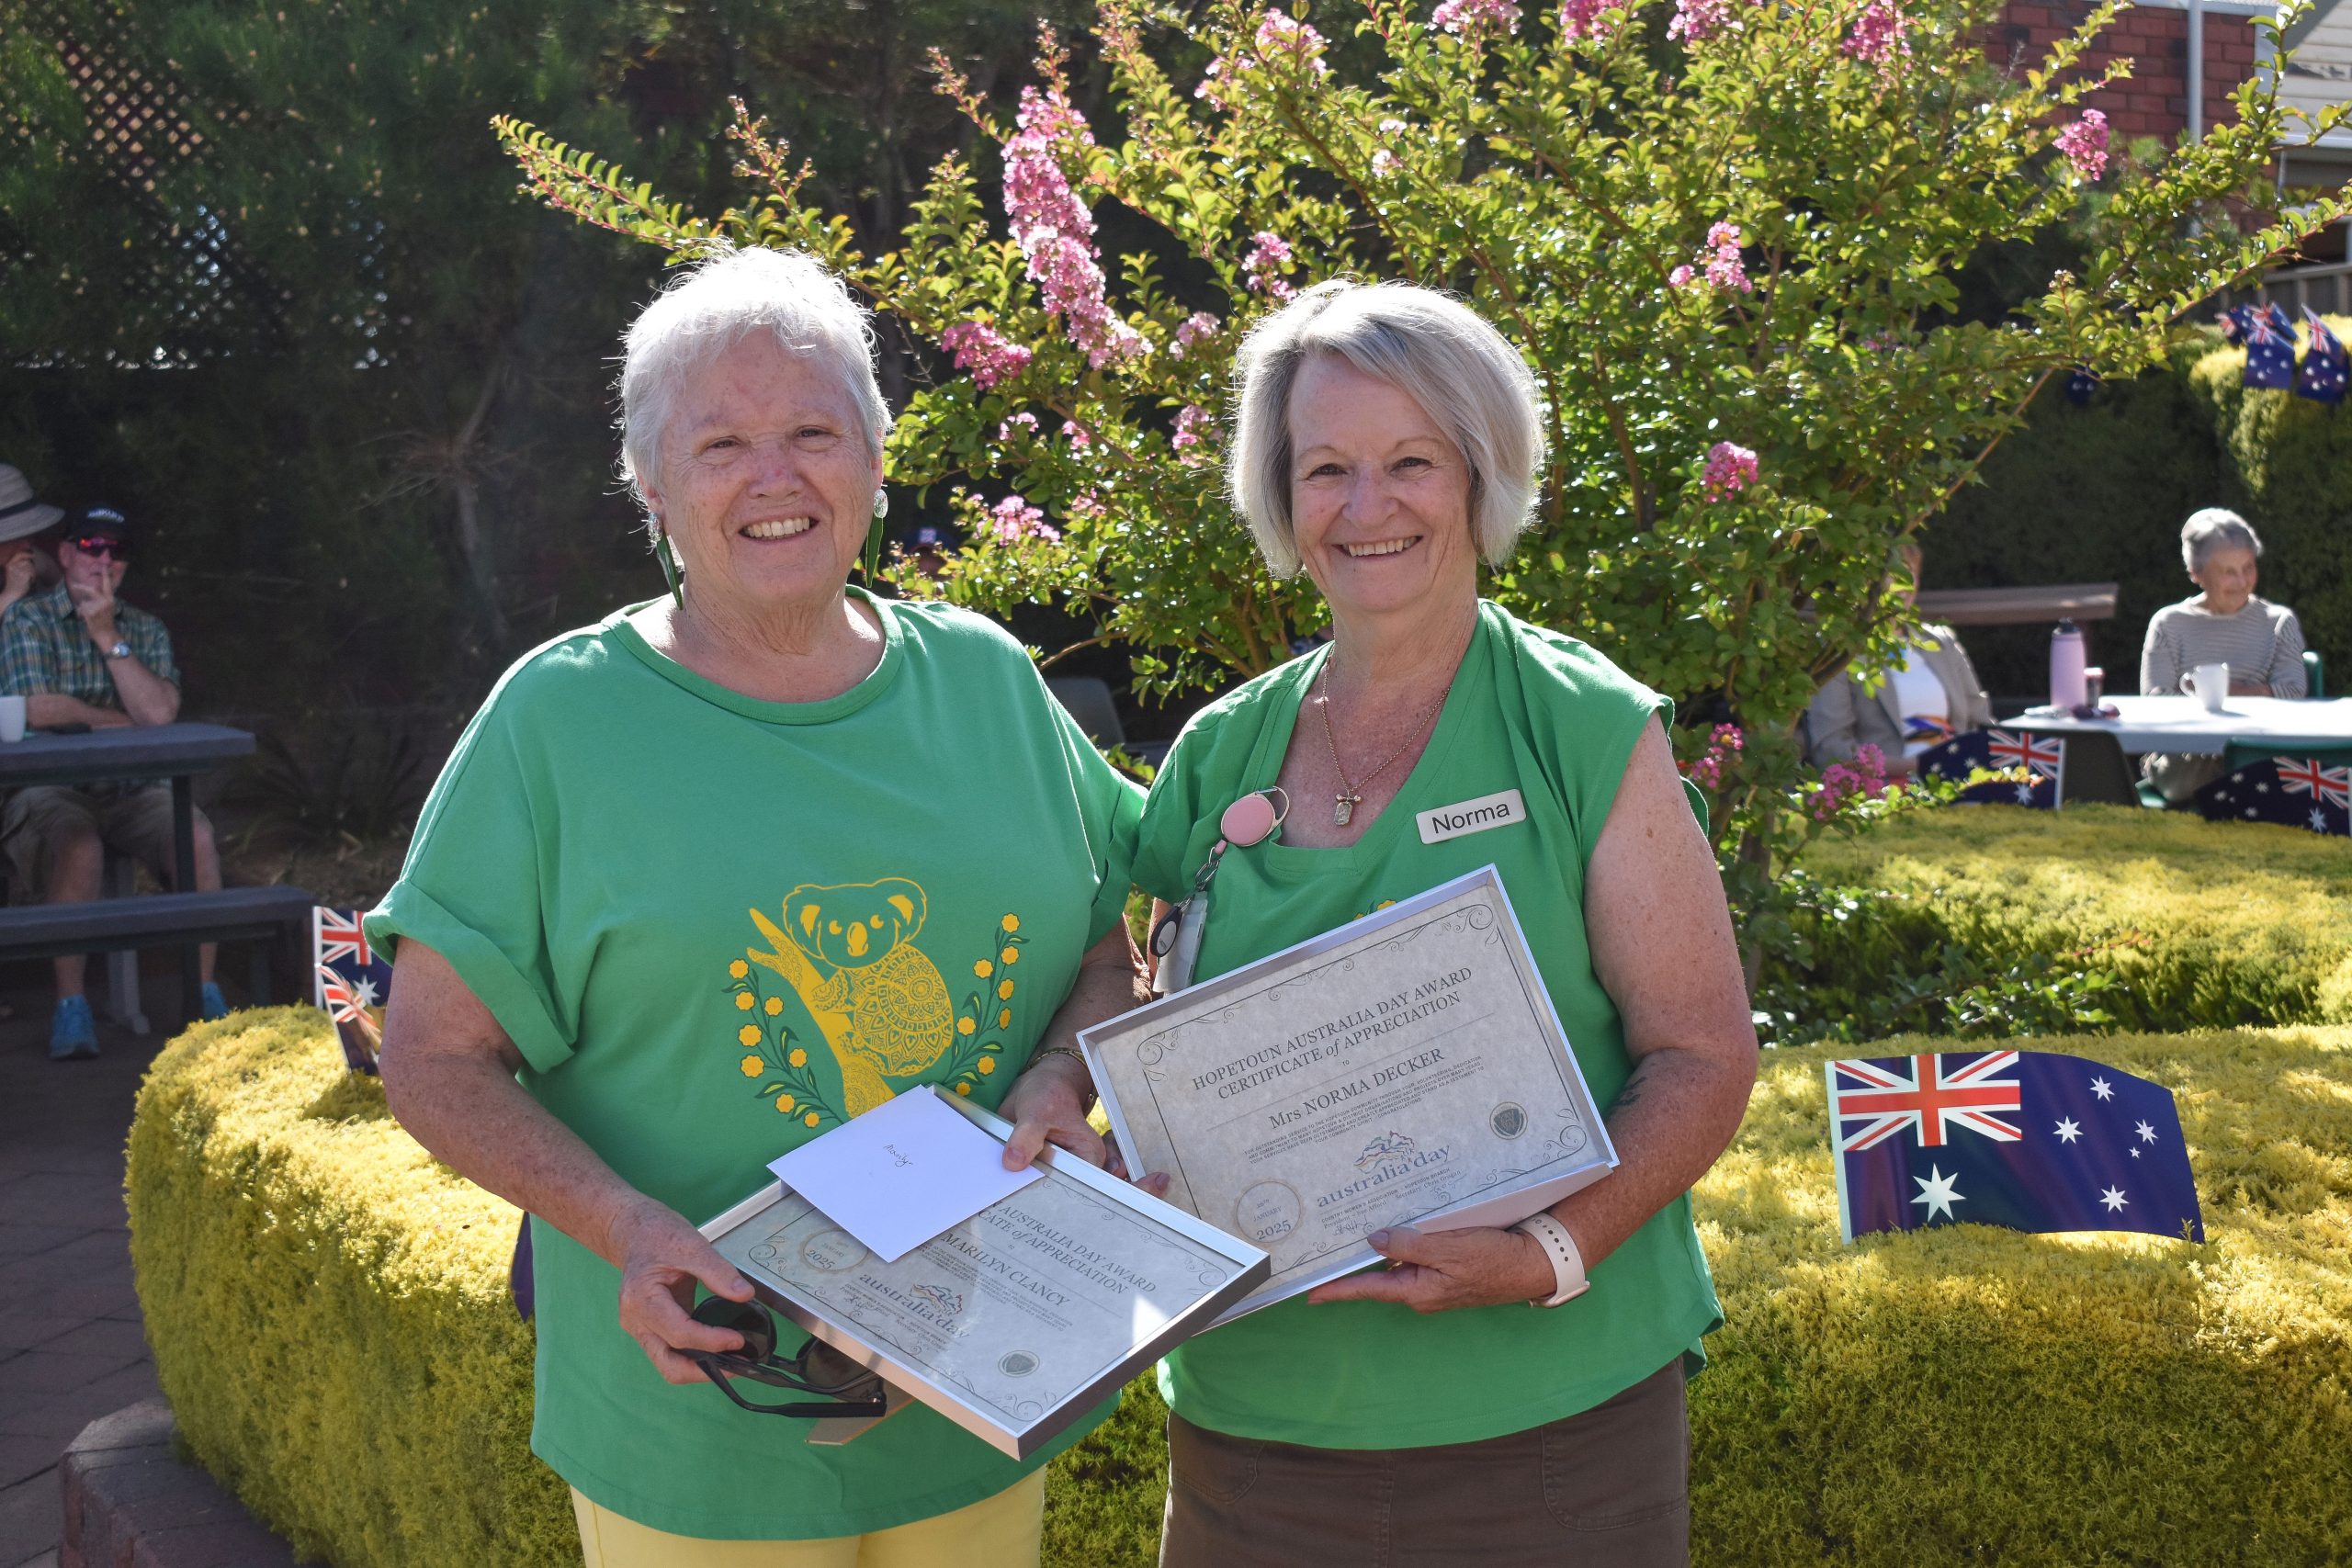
[66,535,128,561]
[684,1295,889,1418]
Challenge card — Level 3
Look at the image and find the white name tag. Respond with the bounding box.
[1416,788,1528,845]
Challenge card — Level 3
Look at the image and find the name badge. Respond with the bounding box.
[1416,788,1528,845]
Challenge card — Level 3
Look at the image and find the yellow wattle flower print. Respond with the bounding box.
[788,1048,808,1067]
[739,1055,763,1078]
[738,1023,761,1046]
[803,1110,820,1126]
[729,960,749,979]
[974,958,993,978]
[1001,947,1019,964]
[977,1055,995,1076]
[764,996,784,1016]
[957,1017,976,1036]
[775,1093,797,1113]
[955,1082,972,1095]
[997,978,1014,1000]
[735,992,755,1011]
[998,1009,1012,1029]
[1001,914,1019,932]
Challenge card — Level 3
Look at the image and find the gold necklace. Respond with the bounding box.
[1315,661,1451,827]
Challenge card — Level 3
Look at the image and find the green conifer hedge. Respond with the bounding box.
[129,1011,2352,1565]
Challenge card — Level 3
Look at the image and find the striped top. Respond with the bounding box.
[2140,595,2306,697]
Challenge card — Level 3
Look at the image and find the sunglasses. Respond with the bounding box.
[67,536,127,561]
[684,1296,888,1418]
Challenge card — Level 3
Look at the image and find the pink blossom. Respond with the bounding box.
[1557,0,1621,41]
[1172,403,1214,454]
[1253,11,1331,72]
[939,321,1033,390]
[1431,0,1521,39]
[1243,231,1296,300]
[1195,57,1230,107]
[1067,491,1106,524]
[1002,88,1144,368]
[1372,150,1403,177]
[1840,0,1908,70]
[1701,441,1758,501]
[1681,723,1746,790]
[1813,744,1889,819]
[998,412,1039,442]
[1379,118,1409,136]
[987,494,1061,545]
[1171,311,1221,359]
[1675,221,1752,294]
[1668,0,1728,42]
[1668,264,1695,288]
[2055,109,2109,182]
[1062,419,1092,448]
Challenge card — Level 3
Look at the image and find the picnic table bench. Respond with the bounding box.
[0,723,312,1026]
[1914,582,2119,626]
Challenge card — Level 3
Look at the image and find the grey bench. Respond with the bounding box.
[0,884,315,1023]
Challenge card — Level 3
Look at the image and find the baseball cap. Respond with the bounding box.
[64,504,131,547]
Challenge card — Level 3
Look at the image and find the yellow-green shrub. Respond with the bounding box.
[126,1008,572,1568]
[1796,806,2352,1032]
[130,1012,2352,1564]
[1690,1029,2352,1565]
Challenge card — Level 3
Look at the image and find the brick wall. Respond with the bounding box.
[1988,3,2257,141]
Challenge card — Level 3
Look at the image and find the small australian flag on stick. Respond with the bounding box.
[1828,1050,2203,1245]
[313,907,392,1074]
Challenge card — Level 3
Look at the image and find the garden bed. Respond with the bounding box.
[130,1011,2352,1565]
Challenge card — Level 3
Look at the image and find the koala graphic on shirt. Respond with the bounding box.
[746,878,954,1115]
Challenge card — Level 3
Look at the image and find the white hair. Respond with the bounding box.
[617,246,890,540]
[2180,507,2262,574]
[1227,279,1544,579]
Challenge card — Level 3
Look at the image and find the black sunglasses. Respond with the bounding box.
[67,535,127,560]
[685,1296,888,1418]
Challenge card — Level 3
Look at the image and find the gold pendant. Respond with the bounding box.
[1334,793,1358,827]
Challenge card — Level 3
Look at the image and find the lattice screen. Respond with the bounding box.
[3,1,282,366]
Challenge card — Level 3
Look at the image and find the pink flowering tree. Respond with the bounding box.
[495,0,2345,940]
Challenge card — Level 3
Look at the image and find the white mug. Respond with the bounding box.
[0,694,24,743]
[2181,662,2230,714]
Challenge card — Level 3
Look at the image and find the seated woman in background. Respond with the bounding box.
[1804,539,1993,774]
[2139,507,2306,802]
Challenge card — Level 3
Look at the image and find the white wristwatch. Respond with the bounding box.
[1511,1212,1589,1307]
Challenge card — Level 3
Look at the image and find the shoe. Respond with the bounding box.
[49,996,97,1060]
[199,982,230,1021]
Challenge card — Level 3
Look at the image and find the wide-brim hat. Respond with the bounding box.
[0,466,62,545]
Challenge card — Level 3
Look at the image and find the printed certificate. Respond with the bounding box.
[1080,866,1616,1320]
[701,1088,1268,1460]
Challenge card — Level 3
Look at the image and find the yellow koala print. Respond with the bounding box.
[745,878,954,1116]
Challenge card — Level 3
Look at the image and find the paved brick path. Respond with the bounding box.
[0,1012,165,1568]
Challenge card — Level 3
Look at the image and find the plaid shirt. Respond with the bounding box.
[0,582,179,711]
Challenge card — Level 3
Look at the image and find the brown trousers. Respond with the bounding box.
[1159,1361,1689,1568]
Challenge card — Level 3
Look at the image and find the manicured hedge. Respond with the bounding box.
[130,1010,2352,1565]
[1794,805,2352,1032]
[1929,320,2352,701]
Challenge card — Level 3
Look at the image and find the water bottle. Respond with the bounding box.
[2049,619,2087,710]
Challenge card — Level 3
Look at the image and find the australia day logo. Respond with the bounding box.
[910,1283,965,1318]
[1355,1130,1419,1176]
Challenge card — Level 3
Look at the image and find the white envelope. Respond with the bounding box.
[767,1089,1042,1263]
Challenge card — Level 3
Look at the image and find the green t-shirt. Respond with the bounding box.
[1131,600,1724,1450]
[367,592,1141,1540]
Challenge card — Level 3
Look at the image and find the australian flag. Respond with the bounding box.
[2296,309,2348,404]
[1829,1050,2203,1245]
[1917,727,2065,809]
[2243,302,2297,389]
[2194,754,2351,837]
[313,907,391,1074]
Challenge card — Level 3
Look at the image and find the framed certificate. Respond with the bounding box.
[700,1087,1269,1461]
[1080,865,1616,1322]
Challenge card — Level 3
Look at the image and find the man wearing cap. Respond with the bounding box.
[0,504,228,1058]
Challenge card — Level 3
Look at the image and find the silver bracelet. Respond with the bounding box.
[1026,1044,1097,1109]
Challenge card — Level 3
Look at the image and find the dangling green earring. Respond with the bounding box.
[655,531,684,608]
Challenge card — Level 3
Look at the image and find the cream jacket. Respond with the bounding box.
[1804,625,1994,767]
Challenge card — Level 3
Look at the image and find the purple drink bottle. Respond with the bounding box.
[2049,618,2087,710]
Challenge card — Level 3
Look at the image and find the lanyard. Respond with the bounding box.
[1149,788,1288,997]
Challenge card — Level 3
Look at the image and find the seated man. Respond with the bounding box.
[0,505,226,1058]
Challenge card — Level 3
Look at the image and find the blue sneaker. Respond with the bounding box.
[199,982,229,1021]
[49,995,97,1060]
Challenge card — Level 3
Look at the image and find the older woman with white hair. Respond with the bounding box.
[2140,507,2307,802]
[1128,280,1756,1566]
[367,246,1145,1564]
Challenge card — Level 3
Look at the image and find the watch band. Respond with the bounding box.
[1511,1212,1589,1307]
[104,640,130,660]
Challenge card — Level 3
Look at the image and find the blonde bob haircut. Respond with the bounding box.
[617,245,890,544]
[1227,279,1544,579]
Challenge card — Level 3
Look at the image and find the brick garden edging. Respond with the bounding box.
[59,1398,294,1568]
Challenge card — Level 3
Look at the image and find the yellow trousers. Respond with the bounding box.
[570,1472,1045,1568]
